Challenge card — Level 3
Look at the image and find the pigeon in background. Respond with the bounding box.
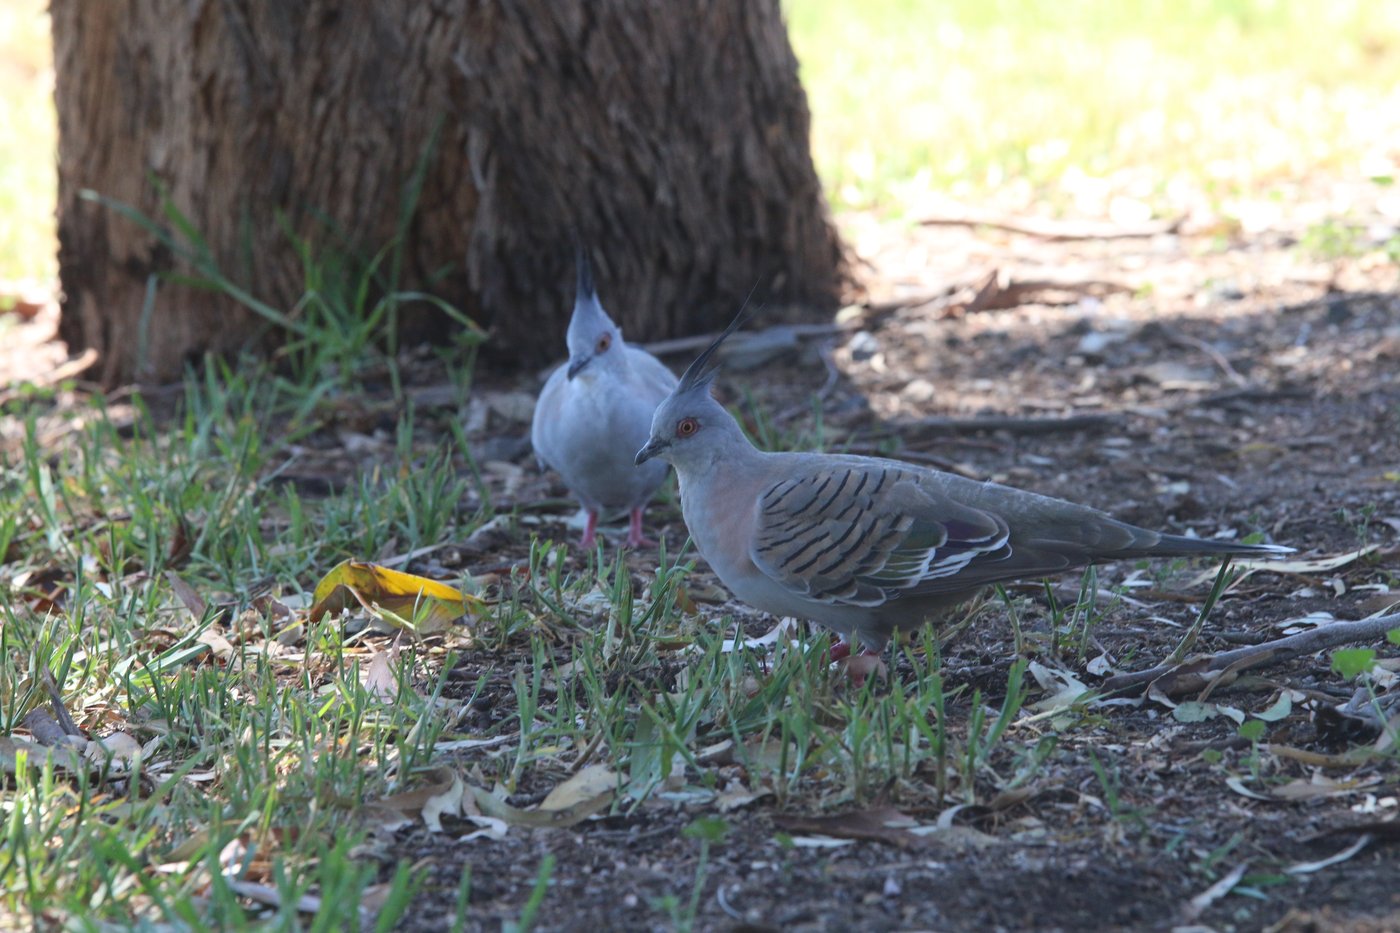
[635,313,1291,657]
[532,251,677,549]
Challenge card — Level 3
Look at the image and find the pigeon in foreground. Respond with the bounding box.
[635,315,1291,656]
[532,252,677,549]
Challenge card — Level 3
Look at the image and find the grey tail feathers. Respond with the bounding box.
[575,246,596,303]
[1149,534,1293,558]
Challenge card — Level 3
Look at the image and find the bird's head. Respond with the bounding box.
[635,307,752,471]
[565,250,623,380]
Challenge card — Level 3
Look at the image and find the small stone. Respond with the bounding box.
[848,330,880,362]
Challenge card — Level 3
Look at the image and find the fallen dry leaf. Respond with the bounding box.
[1224,776,1272,801]
[196,627,235,662]
[363,645,403,704]
[421,771,466,832]
[225,880,330,916]
[471,782,614,829]
[1027,661,1092,714]
[165,571,208,618]
[1183,860,1249,921]
[715,617,800,654]
[1270,774,1382,801]
[787,835,855,849]
[539,764,619,812]
[772,807,930,849]
[0,736,86,775]
[715,778,773,813]
[85,731,143,769]
[1201,545,1382,588]
[1285,834,1373,875]
[367,768,465,833]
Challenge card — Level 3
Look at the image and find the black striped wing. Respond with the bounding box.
[749,463,1015,607]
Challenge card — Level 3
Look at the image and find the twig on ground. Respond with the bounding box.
[1182,860,1250,922]
[1103,612,1400,696]
[920,210,1184,241]
[1194,386,1311,408]
[641,322,855,359]
[0,348,100,405]
[895,413,1118,436]
[1156,324,1250,387]
[841,445,979,477]
[961,268,1134,313]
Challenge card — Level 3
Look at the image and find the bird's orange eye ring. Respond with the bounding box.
[596,333,612,353]
[676,417,699,438]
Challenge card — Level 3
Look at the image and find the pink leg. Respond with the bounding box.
[826,636,883,685]
[843,648,884,687]
[626,507,653,549]
[579,511,599,549]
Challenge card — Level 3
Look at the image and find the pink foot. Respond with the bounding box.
[826,638,883,684]
[841,649,885,686]
[625,507,654,549]
[579,511,599,549]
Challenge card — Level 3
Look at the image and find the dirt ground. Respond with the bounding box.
[366,206,1400,933]
[6,203,1400,931]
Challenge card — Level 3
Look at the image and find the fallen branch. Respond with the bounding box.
[1103,612,1400,696]
[842,444,978,478]
[896,413,1118,436]
[1194,386,1312,408]
[1154,323,1249,387]
[641,321,855,359]
[963,268,1133,313]
[0,347,100,405]
[920,210,1184,241]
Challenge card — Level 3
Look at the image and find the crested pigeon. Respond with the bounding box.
[531,252,677,549]
[635,315,1291,654]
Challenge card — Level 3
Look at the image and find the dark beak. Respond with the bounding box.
[566,355,592,380]
[635,438,669,465]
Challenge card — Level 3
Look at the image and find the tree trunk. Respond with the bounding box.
[51,1,846,385]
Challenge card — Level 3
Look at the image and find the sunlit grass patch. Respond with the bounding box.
[0,0,56,283]
[786,0,1400,215]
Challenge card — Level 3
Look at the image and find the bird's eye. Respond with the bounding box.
[596,333,612,353]
[676,417,699,438]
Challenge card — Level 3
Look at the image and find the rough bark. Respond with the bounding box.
[51,1,846,385]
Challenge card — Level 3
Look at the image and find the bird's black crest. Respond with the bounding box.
[575,246,596,302]
[675,285,763,394]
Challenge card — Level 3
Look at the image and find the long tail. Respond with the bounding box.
[1135,533,1292,559]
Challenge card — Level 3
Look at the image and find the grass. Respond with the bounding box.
[0,168,1061,925]
[12,330,1290,926]
[0,0,55,283]
[3,3,1398,927]
[0,191,1360,923]
[785,0,1400,215]
[0,363,1047,926]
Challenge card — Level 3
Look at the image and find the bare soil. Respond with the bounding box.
[408,214,1400,933]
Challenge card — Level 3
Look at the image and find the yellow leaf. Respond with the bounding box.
[308,560,482,631]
